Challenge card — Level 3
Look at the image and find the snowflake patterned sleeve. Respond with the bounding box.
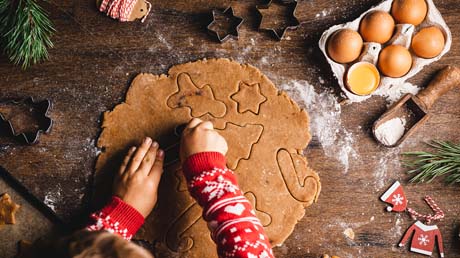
[183,152,274,258]
[86,196,145,240]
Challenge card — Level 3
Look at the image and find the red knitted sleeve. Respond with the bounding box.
[183,152,274,258]
[86,196,145,240]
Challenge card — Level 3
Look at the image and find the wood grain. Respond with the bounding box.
[0,0,459,257]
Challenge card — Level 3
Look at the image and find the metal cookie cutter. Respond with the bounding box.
[207,6,244,43]
[0,97,53,145]
[256,0,300,40]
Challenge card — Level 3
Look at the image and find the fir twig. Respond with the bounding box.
[403,140,460,184]
[0,0,55,69]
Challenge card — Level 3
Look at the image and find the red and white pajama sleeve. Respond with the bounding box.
[86,196,145,241]
[183,152,274,258]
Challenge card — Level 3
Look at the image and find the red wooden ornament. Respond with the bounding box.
[399,221,444,257]
[380,181,408,212]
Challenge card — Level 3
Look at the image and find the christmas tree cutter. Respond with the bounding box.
[256,0,300,40]
[207,7,244,43]
[373,66,460,147]
[0,97,53,145]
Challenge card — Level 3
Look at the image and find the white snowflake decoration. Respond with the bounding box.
[202,175,238,201]
[392,193,404,205]
[418,234,430,246]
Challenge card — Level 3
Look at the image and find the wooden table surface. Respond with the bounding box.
[1,0,459,257]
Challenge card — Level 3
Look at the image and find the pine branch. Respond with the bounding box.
[403,140,460,184]
[0,0,55,69]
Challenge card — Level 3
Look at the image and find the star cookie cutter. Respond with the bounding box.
[207,6,244,43]
[256,0,300,40]
[0,97,53,145]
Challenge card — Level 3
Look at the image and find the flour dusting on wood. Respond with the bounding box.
[280,80,358,173]
[383,82,420,104]
[43,186,62,212]
[390,214,403,237]
[374,148,401,190]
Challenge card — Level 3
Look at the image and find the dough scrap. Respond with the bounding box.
[94,58,321,257]
[0,193,20,227]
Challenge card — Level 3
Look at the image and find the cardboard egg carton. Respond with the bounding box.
[318,0,452,102]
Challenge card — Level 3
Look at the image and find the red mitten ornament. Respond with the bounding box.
[380,181,407,212]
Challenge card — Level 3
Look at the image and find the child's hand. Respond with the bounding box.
[180,118,228,162]
[113,137,164,218]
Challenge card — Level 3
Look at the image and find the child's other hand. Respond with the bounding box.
[180,118,228,162]
[113,137,164,218]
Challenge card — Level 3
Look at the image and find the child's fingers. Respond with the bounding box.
[198,121,213,130]
[127,137,153,175]
[148,149,164,184]
[119,147,136,176]
[187,118,202,129]
[137,141,159,176]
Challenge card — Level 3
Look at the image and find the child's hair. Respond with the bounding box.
[35,230,153,258]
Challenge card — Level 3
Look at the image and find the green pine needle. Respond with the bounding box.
[403,141,460,184]
[0,0,55,69]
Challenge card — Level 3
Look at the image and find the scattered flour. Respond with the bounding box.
[315,8,333,18]
[389,214,404,241]
[44,186,62,212]
[156,34,173,51]
[374,117,406,146]
[382,82,420,104]
[318,76,325,84]
[280,80,358,173]
[373,148,401,190]
[85,137,101,156]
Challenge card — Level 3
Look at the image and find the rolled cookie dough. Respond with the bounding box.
[94,58,321,257]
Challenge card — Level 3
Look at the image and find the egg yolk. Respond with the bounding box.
[346,62,380,95]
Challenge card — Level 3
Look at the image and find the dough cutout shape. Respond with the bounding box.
[0,193,20,227]
[167,73,227,118]
[161,122,263,171]
[231,82,267,114]
[94,59,321,258]
[218,122,263,170]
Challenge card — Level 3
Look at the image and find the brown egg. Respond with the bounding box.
[378,45,412,77]
[360,11,395,44]
[327,29,363,64]
[411,26,445,58]
[391,0,428,26]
